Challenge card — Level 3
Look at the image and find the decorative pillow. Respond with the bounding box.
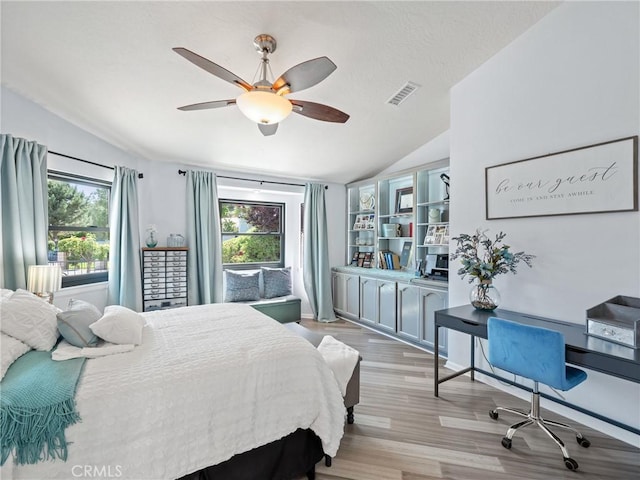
[225,270,261,302]
[1,333,31,380]
[262,267,293,299]
[90,305,145,345]
[57,299,101,348]
[0,289,59,351]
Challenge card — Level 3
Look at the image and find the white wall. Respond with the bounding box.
[448,1,639,445]
[378,130,450,176]
[1,86,347,315]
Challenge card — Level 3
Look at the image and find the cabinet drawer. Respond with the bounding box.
[166,281,186,289]
[144,293,164,300]
[144,279,165,287]
[166,251,187,259]
[144,260,165,268]
[143,251,166,258]
[166,291,187,298]
[165,265,187,277]
[144,271,165,279]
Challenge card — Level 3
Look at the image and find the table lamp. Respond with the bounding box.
[27,265,62,303]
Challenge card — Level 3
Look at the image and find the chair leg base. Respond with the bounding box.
[489,392,589,471]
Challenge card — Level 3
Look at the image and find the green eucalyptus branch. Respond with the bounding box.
[450,229,534,283]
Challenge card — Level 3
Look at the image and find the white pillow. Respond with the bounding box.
[90,305,145,345]
[1,332,31,380]
[0,289,60,351]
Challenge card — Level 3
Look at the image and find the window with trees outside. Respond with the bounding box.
[48,171,111,287]
[220,200,284,269]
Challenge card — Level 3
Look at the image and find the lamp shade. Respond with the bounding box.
[236,90,292,125]
[27,265,62,294]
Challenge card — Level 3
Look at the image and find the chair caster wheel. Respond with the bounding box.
[564,457,579,470]
[577,436,591,448]
[489,410,499,420]
[501,437,512,449]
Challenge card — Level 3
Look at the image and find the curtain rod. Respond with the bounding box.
[49,150,144,178]
[177,170,327,189]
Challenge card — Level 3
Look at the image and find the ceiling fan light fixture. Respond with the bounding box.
[236,90,292,125]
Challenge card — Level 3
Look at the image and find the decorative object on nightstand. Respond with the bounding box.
[145,224,158,248]
[27,265,62,303]
[451,229,535,311]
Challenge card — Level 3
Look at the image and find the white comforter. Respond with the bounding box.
[6,303,345,480]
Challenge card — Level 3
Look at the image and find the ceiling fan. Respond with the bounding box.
[173,34,350,136]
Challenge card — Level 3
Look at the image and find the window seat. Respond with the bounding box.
[238,295,301,324]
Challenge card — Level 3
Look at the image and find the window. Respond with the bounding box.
[220,200,285,269]
[47,171,111,287]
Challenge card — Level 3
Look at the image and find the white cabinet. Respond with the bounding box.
[359,276,378,325]
[359,276,397,332]
[142,247,188,312]
[332,271,359,319]
[396,283,448,354]
[397,284,421,342]
[377,280,397,332]
[418,287,448,353]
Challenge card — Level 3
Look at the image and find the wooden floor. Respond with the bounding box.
[299,318,640,480]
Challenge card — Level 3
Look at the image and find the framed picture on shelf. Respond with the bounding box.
[434,225,448,244]
[351,251,359,266]
[357,252,366,267]
[365,213,375,229]
[363,252,373,268]
[424,225,437,245]
[395,187,413,214]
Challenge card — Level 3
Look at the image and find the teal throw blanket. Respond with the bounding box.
[1,350,86,465]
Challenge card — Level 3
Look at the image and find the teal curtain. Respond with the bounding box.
[0,134,48,290]
[107,166,142,310]
[186,170,223,304]
[303,183,336,322]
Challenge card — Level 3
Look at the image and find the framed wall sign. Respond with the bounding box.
[485,136,638,220]
[395,187,413,214]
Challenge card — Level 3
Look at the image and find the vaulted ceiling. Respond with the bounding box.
[1,1,558,183]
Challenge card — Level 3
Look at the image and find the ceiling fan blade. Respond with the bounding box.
[177,99,236,111]
[272,57,337,94]
[290,100,349,123]
[258,123,278,136]
[173,47,252,91]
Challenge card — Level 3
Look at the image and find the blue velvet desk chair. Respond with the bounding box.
[487,317,591,471]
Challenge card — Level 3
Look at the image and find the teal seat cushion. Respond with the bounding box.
[225,270,260,302]
[56,299,101,348]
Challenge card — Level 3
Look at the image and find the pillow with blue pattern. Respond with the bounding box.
[262,267,292,299]
[225,270,261,302]
[57,299,101,348]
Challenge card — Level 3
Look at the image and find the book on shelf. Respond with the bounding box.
[363,252,373,268]
[399,241,412,268]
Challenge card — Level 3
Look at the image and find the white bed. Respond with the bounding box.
[4,303,345,480]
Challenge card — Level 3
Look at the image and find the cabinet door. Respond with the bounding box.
[345,275,360,317]
[419,288,448,353]
[377,281,397,332]
[331,273,345,312]
[397,284,420,341]
[359,277,378,325]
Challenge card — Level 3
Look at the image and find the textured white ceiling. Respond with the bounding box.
[1,1,559,183]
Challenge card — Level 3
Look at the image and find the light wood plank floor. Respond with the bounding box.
[299,318,639,480]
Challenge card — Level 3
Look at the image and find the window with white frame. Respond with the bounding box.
[220,200,285,269]
[47,171,111,287]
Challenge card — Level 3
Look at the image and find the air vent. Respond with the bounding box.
[387,81,420,106]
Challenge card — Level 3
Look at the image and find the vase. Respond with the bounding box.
[145,231,158,248]
[470,279,500,311]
